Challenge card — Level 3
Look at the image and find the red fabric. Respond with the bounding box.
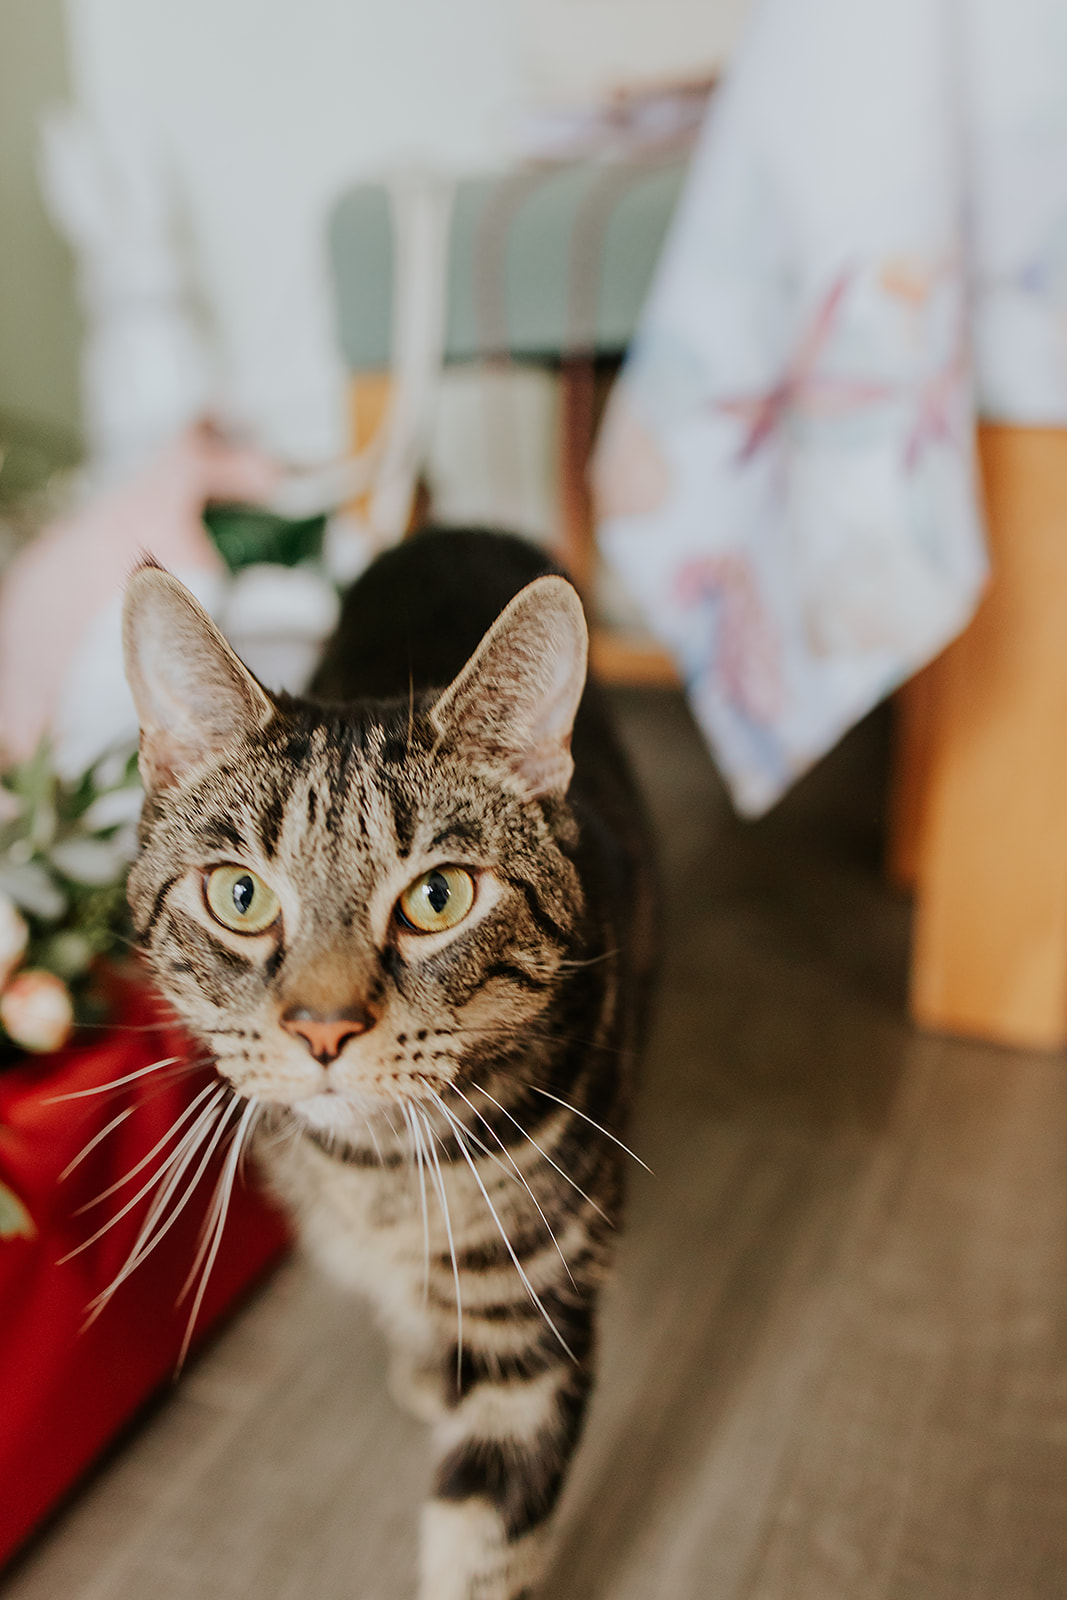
[0,978,290,1567]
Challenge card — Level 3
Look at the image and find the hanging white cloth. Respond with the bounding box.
[595,0,1067,816]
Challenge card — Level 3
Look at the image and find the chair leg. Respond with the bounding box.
[909,423,1067,1050]
[351,370,393,445]
[557,359,598,595]
[348,371,392,519]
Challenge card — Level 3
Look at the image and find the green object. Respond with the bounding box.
[202,503,327,573]
[327,186,394,371]
[329,159,689,372]
[0,741,141,1046]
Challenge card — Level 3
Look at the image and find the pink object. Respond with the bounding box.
[0,425,280,766]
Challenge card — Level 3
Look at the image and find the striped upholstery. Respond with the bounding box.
[328,161,687,371]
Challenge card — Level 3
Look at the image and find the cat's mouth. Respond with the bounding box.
[290,1081,442,1143]
[292,1091,372,1135]
[297,1075,444,1108]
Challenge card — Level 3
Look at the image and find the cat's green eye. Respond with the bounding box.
[397,867,476,934]
[204,865,281,935]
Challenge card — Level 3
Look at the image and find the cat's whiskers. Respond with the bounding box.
[71,1018,185,1033]
[60,1083,230,1265]
[73,1081,220,1215]
[425,1088,523,1189]
[417,1107,464,1371]
[100,1090,232,1297]
[43,1054,186,1104]
[177,1096,261,1369]
[401,1101,432,1301]
[555,948,619,971]
[83,1087,233,1320]
[525,1084,652,1173]
[362,1110,385,1166]
[236,1102,262,1182]
[180,1104,239,1290]
[442,1035,650,1171]
[463,1082,610,1226]
[379,1103,402,1143]
[427,1094,577,1363]
[59,1103,138,1181]
[444,1084,578,1289]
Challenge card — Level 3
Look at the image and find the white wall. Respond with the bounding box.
[522,0,753,100]
[55,0,753,474]
[61,0,531,469]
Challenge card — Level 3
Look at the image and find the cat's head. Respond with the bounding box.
[122,562,588,1141]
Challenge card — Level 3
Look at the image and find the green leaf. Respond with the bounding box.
[0,739,136,1021]
[0,1180,36,1240]
[40,929,94,979]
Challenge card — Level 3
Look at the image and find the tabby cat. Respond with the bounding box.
[121,528,656,1600]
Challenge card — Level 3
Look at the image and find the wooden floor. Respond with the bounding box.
[6,692,1067,1600]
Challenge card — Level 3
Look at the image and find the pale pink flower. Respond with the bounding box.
[1,968,74,1053]
[0,892,28,989]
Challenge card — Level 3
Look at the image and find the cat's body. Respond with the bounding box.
[122,529,656,1600]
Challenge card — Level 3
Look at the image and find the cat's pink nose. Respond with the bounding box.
[281,1005,375,1064]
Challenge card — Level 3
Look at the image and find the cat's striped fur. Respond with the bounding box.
[122,529,656,1600]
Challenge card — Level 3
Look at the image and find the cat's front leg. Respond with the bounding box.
[418,1345,591,1600]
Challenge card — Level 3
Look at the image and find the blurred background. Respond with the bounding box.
[5,2,1067,1597]
[0,0,750,761]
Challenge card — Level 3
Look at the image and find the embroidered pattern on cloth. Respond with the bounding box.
[596,0,1067,816]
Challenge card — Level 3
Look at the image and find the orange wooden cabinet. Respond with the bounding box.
[895,424,1067,1050]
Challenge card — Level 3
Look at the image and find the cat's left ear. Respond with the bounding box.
[123,563,274,792]
[431,575,588,799]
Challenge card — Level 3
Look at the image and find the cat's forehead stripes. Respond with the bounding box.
[431,815,488,854]
[222,713,371,868]
[248,710,487,874]
[385,780,419,859]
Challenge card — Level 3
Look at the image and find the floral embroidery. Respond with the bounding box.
[715,274,894,463]
[905,328,968,471]
[676,554,783,725]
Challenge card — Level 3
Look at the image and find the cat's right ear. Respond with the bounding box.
[430,574,588,799]
[122,563,274,792]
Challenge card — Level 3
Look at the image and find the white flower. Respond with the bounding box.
[91,749,136,792]
[83,784,144,832]
[0,892,28,989]
[1,969,74,1053]
[0,862,67,919]
[50,836,130,885]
